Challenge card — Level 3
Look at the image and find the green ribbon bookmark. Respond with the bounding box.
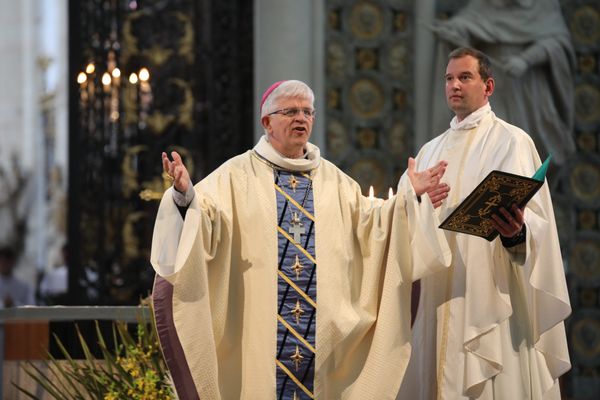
[532,154,552,182]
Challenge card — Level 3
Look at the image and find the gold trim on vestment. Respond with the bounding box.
[278,270,317,309]
[274,184,316,222]
[277,314,316,354]
[277,226,317,265]
[275,359,315,399]
[437,128,477,399]
[436,265,454,400]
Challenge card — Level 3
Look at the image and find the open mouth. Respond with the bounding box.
[292,127,307,133]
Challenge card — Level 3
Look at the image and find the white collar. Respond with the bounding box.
[450,103,492,131]
[253,135,321,172]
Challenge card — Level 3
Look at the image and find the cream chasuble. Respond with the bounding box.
[150,137,450,399]
[398,104,571,400]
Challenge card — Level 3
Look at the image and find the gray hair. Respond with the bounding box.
[260,80,315,118]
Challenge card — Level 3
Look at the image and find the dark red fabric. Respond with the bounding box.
[153,275,200,400]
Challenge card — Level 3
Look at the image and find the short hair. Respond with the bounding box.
[260,80,315,118]
[448,47,493,81]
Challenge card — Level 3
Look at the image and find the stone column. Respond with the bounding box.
[254,0,325,152]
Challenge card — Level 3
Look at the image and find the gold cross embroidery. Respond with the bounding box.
[291,299,305,324]
[291,255,304,279]
[288,174,298,192]
[290,345,304,371]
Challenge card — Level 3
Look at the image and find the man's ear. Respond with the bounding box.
[484,77,495,97]
[261,115,271,132]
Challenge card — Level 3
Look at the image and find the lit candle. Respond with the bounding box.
[388,187,393,199]
[368,185,375,202]
[102,72,112,88]
[129,72,138,84]
[77,72,87,85]
[139,67,150,82]
[138,67,153,129]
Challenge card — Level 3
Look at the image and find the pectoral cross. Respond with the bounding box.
[289,212,305,243]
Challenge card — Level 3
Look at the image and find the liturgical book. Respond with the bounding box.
[439,155,551,241]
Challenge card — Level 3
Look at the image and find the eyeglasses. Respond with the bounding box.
[268,108,316,119]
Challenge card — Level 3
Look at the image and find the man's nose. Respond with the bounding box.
[447,78,458,88]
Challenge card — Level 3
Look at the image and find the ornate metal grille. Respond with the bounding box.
[68,0,253,305]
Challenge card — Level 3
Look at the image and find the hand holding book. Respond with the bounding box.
[439,155,551,241]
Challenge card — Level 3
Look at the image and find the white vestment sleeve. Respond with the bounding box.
[398,174,452,281]
[172,179,195,207]
[151,186,210,278]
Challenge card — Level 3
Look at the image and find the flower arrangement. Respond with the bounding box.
[14,301,175,400]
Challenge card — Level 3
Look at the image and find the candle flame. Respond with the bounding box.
[388,187,393,199]
[111,67,121,78]
[129,73,138,84]
[85,63,95,74]
[77,72,87,84]
[102,72,111,86]
[139,67,150,82]
[368,185,375,200]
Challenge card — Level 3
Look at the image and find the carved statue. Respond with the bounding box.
[428,0,576,165]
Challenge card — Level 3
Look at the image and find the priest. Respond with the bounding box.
[398,48,571,399]
[150,80,451,399]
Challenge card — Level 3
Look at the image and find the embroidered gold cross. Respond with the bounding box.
[291,255,304,279]
[290,345,304,371]
[288,174,298,192]
[291,299,305,324]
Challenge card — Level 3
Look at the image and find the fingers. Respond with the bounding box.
[162,152,171,174]
[428,183,450,199]
[491,206,523,237]
[429,160,448,179]
[162,151,183,176]
[510,203,525,224]
[162,150,190,193]
[407,157,416,176]
[406,157,449,197]
[173,163,187,182]
[171,151,183,165]
[427,183,450,208]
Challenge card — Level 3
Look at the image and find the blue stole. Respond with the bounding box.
[274,169,316,400]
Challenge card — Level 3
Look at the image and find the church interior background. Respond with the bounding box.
[0,0,599,398]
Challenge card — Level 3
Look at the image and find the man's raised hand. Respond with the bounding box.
[162,151,190,194]
[407,158,450,209]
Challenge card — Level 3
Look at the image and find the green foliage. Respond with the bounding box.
[14,303,174,400]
